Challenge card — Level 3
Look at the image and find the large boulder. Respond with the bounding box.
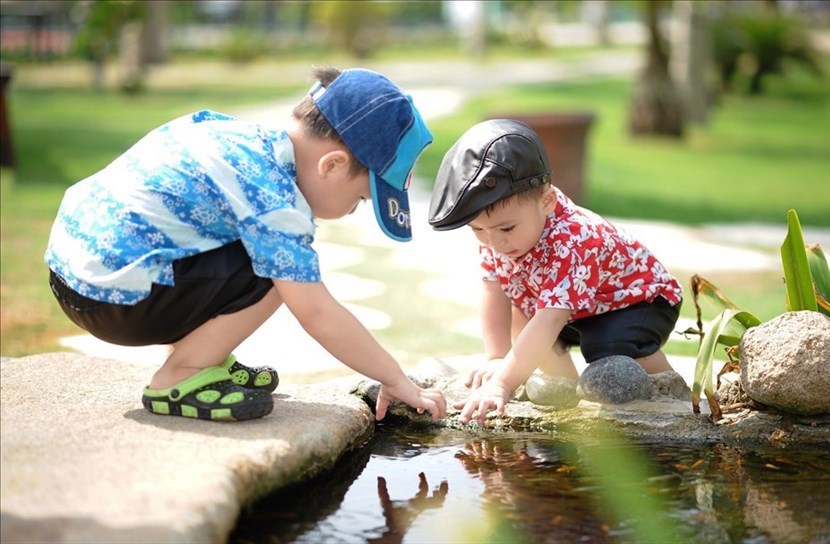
[740,311,830,416]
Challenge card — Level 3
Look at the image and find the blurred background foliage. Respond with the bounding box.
[1,0,828,359]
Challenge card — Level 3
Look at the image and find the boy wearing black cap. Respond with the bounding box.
[429,119,682,425]
[45,67,446,422]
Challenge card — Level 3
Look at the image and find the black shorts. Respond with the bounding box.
[49,241,274,346]
[558,296,681,363]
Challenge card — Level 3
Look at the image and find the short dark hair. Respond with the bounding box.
[292,66,367,178]
[480,182,550,218]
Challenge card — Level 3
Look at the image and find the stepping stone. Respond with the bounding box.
[576,355,651,404]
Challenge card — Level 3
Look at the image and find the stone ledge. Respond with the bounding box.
[0,353,374,544]
[355,359,830,448]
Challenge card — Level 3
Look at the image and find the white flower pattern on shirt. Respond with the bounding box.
[45,109,319,305]
[481,190,682,321]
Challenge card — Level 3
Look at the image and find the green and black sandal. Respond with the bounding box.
[220,354,279,392]
[142,367,273,421]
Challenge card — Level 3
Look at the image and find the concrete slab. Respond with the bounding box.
[1,353,373,544]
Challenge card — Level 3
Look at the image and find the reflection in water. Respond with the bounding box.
[369,472,448,544]
[454,437,614,543]
[230,427,830,544]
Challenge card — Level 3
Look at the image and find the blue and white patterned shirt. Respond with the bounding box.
[45,110,320,305]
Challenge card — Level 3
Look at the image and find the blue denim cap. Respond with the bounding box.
[310,69,434,241]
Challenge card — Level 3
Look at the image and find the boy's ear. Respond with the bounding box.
[318,150,350,178]
[541,185,556,209]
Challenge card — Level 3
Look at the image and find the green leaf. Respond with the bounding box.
[691,309,761,420]
[807,244,830,316]
[691,274,740,313]
[781,209,818,312]
[716,334,742,347]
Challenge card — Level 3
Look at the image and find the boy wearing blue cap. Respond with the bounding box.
[45,67,445,422]
[429,119,683,425]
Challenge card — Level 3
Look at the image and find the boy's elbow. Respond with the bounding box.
[291,298,344,339]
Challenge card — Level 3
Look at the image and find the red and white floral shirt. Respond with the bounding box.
[481,191,682,321]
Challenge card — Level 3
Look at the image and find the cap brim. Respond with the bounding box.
[370,171,412,242]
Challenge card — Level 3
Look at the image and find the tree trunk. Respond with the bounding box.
[119,21,143,93]
[628,0,685,138]
[583,0,612,46]
[672,0,712,124]
[92,54,106,93]
[140,0,171,65]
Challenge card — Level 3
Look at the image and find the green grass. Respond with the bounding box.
[418,68,830,227]
[9,85,300,186]
[2,57,828,360]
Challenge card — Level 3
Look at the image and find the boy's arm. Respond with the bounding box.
[455,306,571,425]
[481,279,512,359]
[467,279,512,388]
[510,305,529,343]
[272,279,446,422]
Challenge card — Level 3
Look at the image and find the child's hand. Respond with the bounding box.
[376,379,447,422]
[452,380,512,425]
[465,358,505,389]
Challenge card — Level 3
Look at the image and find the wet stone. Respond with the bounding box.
[525,374,579,409]
[576,355,651,404]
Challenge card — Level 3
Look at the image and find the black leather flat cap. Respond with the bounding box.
[428,119,551,231]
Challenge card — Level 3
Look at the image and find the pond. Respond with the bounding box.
[230,425,830,544]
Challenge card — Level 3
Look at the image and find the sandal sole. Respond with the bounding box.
[142,367,274,421]
[142,394,274,421]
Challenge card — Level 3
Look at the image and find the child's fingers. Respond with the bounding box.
[375,395,389,421]
[476,398,501,425]
[423,395,447,422]
[461,398,484,424]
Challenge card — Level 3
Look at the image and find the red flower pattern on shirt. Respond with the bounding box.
[481,191,682,321]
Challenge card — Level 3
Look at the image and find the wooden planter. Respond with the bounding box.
[489,112,595,205]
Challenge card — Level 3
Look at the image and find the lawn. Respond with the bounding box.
[418,67,830,227]
[1,56,828,362]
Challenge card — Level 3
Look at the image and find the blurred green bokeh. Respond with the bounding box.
[1,45,828,362]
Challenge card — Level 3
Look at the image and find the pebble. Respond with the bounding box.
[525,374,579,409]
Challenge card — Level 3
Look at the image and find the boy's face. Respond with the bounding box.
[468,193,551,258]
[311,152,372,220]
[338,170,372,218]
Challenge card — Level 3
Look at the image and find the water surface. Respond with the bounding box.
[230,426,830,543]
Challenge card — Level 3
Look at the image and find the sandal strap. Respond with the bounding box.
[144,367,232,400]
[219,354,237,369]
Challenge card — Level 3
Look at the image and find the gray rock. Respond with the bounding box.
[740,311,830,416]
[717,376,751,407]
[576,355,651,404]
[410,357,459,384]
[525,374,579,409]
[649,370,692,401]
